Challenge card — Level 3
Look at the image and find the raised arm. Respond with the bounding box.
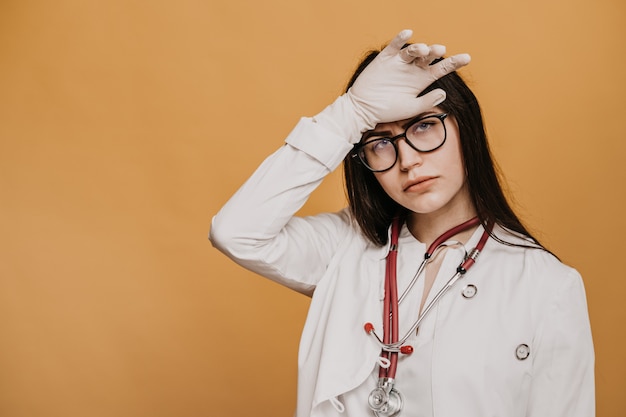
[209,30,470,293]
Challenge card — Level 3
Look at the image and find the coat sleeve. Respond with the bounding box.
[209,117,355,295]
[527,268,595,416]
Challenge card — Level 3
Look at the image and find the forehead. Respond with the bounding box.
[365,107,443,139]
[372,118,413,132]
[375,108,443,130]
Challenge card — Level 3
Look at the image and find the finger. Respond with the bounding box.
[428,44,446,57]
[412,44,447,67]
[398,43,429,63]
[380,29,413,57]
[429,53,471,79]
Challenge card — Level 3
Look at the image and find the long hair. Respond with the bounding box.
[343,49,545,250]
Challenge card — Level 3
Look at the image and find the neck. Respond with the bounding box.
[406,203,478,248]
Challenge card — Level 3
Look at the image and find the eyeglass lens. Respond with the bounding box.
[357,114,447,172]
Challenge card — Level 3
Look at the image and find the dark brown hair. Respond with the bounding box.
[343,49,545,250]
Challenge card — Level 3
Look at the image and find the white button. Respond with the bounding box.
[461,284,477,298]
[515,344,530,360]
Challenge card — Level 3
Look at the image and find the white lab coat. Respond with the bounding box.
[210,118,595,417]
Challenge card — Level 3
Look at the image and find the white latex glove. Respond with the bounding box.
[314,29,471,144]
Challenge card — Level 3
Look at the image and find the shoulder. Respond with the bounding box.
[475,225,591,347]
[487,224,585,305]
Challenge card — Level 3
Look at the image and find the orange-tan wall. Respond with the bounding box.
[1,0,624,416]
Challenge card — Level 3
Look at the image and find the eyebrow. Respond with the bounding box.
[361,111,437,140]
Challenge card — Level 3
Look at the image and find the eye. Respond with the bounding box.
[408,120,436,135]
[367,138,393,154]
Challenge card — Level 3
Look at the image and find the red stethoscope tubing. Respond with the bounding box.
[381,219,401,378]
[378,216,491,380]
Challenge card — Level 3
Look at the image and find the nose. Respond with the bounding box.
[396,137,424,171]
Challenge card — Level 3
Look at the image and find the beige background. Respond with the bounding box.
[1,0,624,415]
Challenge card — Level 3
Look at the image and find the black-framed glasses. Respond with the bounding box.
[351,113,448,172]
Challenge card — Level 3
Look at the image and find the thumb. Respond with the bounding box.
[407,89,447,115]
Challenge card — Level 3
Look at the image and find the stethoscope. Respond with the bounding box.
[364,216,492,417]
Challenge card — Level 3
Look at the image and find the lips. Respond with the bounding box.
[403,176,437,192]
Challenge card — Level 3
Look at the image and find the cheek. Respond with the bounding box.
[372,172,395,196]
[449,147,467,178]
[445,155,467,192]
[445,131,466,178]
[373,171,408,206]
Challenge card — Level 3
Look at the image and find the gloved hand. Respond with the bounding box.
[313,29,471,144]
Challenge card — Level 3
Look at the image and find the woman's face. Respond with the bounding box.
[371,108,475,222]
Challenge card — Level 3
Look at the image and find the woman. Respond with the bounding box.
[210,30,594,417]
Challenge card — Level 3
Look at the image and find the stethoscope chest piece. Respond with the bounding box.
[368,378,403,417]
